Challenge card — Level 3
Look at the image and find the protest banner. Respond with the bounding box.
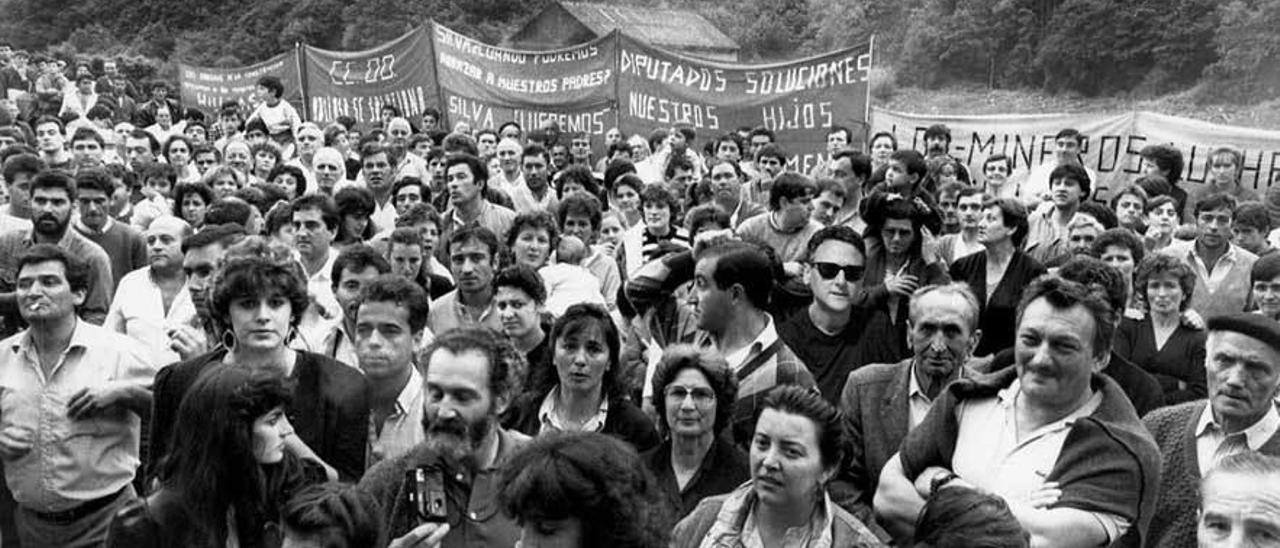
[871,108,1280,199]
[177,51,304,118]
[616,34,872,175]
[431,22,618,145]
[302,27,440,125]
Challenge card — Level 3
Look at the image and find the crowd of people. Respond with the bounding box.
[0,45,1277,548]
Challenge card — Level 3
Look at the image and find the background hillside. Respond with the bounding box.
[3,0,1277,124]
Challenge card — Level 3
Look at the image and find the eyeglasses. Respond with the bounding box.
[664,385,715,405]
[812,262,865,281]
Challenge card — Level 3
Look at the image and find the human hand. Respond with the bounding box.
[884,273,920,296]
[1027,481,1062,509]
[782,261,804,278]
[913,466,952,498]
[1181,309,1205,330]
[1123,307,1144,321]
[168,325,209,361]
[0,425,33,460]
[388,522,451,548]
[67,386,122,419]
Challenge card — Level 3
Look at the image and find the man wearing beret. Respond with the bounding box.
[1143,313,1280,547]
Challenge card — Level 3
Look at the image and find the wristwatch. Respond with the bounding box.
[930,471,960,497]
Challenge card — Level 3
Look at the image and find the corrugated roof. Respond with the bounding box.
[559,1,739,52]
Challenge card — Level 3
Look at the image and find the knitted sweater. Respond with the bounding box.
[1142,401,1280,548]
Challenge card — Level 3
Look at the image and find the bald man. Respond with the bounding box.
[105,216,203,366]
[492,137,524,192]
[313,147,348,196]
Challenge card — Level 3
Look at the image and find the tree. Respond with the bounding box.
[1201,0,1280,103]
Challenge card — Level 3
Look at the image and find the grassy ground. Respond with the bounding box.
[880,84,1280,130]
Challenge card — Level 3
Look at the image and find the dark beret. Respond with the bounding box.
[1252,253,1280,284]
[1207,313,1280,353]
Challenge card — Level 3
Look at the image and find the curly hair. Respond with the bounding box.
[499,432,673,548]
[421,326,525,401]
[1133,254,1196,312]
[649,344,737,436]
[280,483,384,548]
[207,236,310,337]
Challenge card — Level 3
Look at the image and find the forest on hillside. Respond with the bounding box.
[1,0,1277,105]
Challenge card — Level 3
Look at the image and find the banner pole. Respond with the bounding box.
[295,42,309,121]
[865,34,875,145]
[427,21,447,130]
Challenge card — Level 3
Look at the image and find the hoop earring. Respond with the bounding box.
[221,330,238,351]
[286,325,299,344]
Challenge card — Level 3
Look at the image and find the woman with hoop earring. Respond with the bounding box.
[148,236,369,485]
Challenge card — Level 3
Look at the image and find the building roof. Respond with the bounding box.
[558,1,739,52]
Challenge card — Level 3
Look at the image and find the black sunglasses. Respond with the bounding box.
[812,262,865,281]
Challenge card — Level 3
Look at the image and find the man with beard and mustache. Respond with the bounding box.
[830,282,982,521]
[920,124,971,187]
[508,143,557,215]
[105,216,197,366]
[72,168,146,290]
[0,170,114,339]
[359,326,530,547]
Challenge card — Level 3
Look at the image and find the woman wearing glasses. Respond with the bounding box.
[641,345,748,519]
[949,198,1046,357]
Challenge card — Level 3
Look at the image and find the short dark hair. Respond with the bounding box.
[555,165,600,199]
[445,153,488,185]
[768,172,815,211]
[204,197,253,228]
[292,194,342,233]
[890,149,928,180]
[30,169,77,201]
[506,211,560,254]
[804,225,866,262]
[173,183,218,219]
[70,126,103,147]
[663,154,695,181]
[256,76,284,99]
[265,201,293,237]
[127,129,160,154]
[756,143,787,164]
[209,241,311,333]
[1195,193,1239,217]
[1109,184,1149,213]
[421,326,524,400]
[649,345,737,435]
[359,274,430,334]
[1140,144,1184,184]
[984,197,1030,247]
[447,225,502,259]
[1057,255,1128,314]
[330,244,391,292]
[1017,274,1116,360]
[832,149,872,180]
[181,223,246,253]
[684,204,730,235]
[760,385,847,470]
[638,183,678,213]
[1049,163,1092,200]
[494,264,547,305]
[2,153,44,183]
[702,242,774,310]
[280,483,384,548]
[1055,128,1084,145]
[267,164,307,198]
[1078,201,1117,230]
[556,192,603,232]
[923,124,951,144]
[545,304,622,398]
[74,167,115,196]
[1235,201,1271,232]
[395,203,441,230]
[391,176,430,205]
[16,244,91,294]
[1134,254,1196,312]
[1089,227,1145,265]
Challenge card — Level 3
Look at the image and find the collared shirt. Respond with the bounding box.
[367,367,425,469]
[317,319,359,369]
[105,266,200,367]
[536,387,609,434]
[1025,205,1069,260]
[427,289,503,335]
[306,247,341,321]
[371,196,398,234]
[724,315,780,372]
[741,491,834,548]
[0,228,114,334]
[952,379,1128,541]
[508,183,558,215]
[1183,242,1246,295]
[907,365,951,429]
[1194,402,1280,476]
[0,320,155,512]
[444,201,516,239]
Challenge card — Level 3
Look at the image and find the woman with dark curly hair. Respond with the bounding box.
[149,237,370,483]
[641,345,748,519]
[504,303,659,451]
[107,367,325,547]
[333,186,376,248]
[279,483,384,548]
[499,431,673,548]
[171,181,215,229]
[506,210,559,270]
[266,164,307,200]
[1114,254,1207,405]
[672,386,883,547]
[913,486,1029,548]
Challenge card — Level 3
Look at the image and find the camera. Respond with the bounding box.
[406,466,449,523]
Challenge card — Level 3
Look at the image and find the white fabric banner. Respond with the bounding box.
[871,107,1280,200]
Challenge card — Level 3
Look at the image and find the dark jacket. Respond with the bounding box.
[949,250,1046,356]
[149,350,370,482]
[641,434,750,519]
[900,367,1162,548]
[106,456,324,548]
[503,389,660,452]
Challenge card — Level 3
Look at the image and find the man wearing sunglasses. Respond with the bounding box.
[778,225,895,403]
[829,281,982,521]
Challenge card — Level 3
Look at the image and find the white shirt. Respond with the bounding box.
[1194,402,1280,477]
[724,315,780,373]
[105,266,200,367]
[367,366,425,468]
[537,387,609,434]
[1019,161,1099,203]
[305,248,341,323]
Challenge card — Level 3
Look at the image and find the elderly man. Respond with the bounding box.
[832,282,982,520]
[1197,452,1280,547]
[875,275,1162,547]
[105,216,197,367]
[0,245,154,547]
[1143,313,1280,547]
